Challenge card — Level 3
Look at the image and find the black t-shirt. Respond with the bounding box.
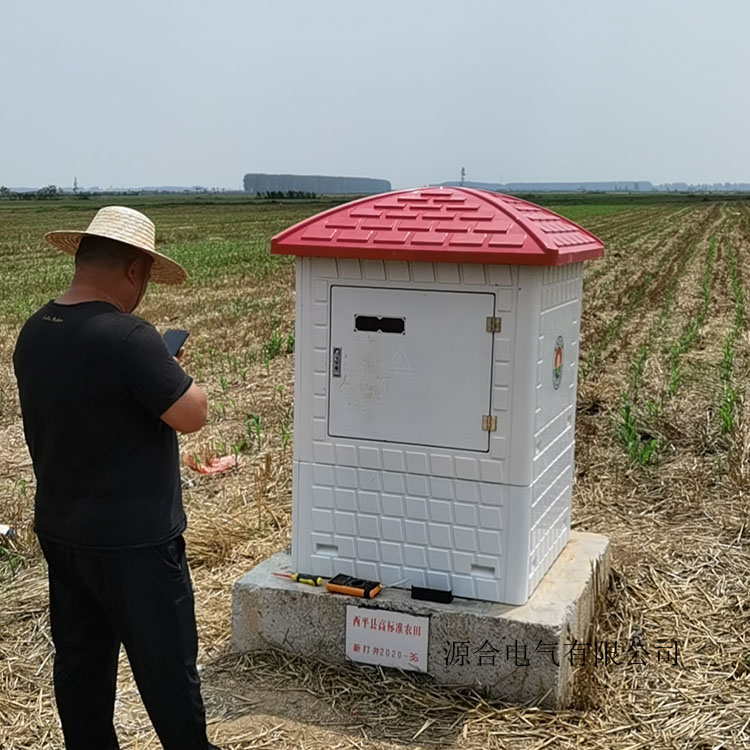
[13,300,193,549]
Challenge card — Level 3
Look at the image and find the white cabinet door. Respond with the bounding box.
[328,286,496,451]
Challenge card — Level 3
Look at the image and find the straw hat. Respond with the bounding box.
[44,206,187,285]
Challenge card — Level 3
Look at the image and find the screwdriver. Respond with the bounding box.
[272,572,323,586]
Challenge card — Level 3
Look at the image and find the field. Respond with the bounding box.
[1,194,749,749]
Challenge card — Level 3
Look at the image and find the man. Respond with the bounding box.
[13,206,219,750]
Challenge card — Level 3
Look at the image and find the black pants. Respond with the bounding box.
[39,535,212,750]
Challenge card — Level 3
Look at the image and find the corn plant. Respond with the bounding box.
[263,329,283,361]
[0,546,24,579]
[617,400,662,466]
[231,439,248,461]
[279,420,292,451]
[245,413,263,450]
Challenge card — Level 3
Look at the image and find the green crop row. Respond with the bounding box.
[581,206,720,381]
[617,238,700,464]
[718,243,745,436]
[666,235,716,397]
[583,206,690,292]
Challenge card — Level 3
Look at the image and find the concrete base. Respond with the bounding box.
[231,531,610,708]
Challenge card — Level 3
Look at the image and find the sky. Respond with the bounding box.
[1,0,749,190]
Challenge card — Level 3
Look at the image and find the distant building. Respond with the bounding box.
[437,180,654,193]
[243,173,391,195]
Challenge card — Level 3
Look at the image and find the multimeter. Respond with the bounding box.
[326,574,382,599]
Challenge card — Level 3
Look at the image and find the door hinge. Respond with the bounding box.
[482,415,497,432]
[486,316,502,333]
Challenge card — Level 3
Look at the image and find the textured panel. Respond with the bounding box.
[295,258,514,483]
[493,387,510,411]
[337,258,362,279]
[436,263,460,283]
[429,501,453,523]
[313,325,327,349]
[362,260,386,280]
[382,493,403,516]
[335,444,357,466]
[494,363,511,386]
[312,509,334,533]
[358,491,380,514]
[358,446,382,469]
[302,259,515,484]
[312,441,334,463]
[295,462,508,602]
[336,466,358,488]
[405,474,429,496]
[313,303,327,325]
[381,517,404,541]
[534,413,573,478]
[494,337,512,361]
[386,261,410,281]
[405,497,428,520]
[461,264,486,285]
[430,454,454,476]
[358,538,379,560]
[292,258,581,604]
[533,264,581,478]
[316,258,338,277]
[455,458,479,480]
[312,486,333,508]
[406,452,430,476]
[381,541,403,564]
[411,262,436,282]
[358,469,381,490]
[513,263,580,597]
[528,462,572,592]
[334,512,356,535]
[312,396,326,418]
[495,288,513,312]
[488,265,513,286]
[383,450,406,472]
[479,462,506,484]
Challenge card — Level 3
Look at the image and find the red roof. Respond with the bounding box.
[270,187,604,266]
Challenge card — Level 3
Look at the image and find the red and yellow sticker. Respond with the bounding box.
[553,336,564,390]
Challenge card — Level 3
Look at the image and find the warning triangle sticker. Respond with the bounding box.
[390,347,412,373]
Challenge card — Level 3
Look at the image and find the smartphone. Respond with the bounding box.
[163,329,190,357]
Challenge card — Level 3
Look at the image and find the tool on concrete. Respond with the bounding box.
[272,572,323,586]
[326,574,381,599]
[411,585,453,604]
